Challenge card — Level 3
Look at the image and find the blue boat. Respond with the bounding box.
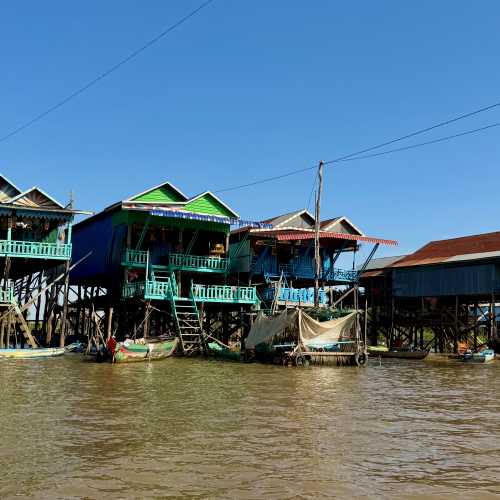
[462,349,495,364]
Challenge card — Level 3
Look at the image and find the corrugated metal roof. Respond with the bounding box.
[393,231,500,268]
[261,209,313,226]
[362,255,408,271]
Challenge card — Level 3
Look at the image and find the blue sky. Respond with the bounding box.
[1,1,500,258]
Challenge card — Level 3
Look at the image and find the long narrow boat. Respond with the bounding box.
[368,346,429,360]
[107,337,178,363]
[0,347,65,359]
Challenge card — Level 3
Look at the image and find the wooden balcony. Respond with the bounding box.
[325,268,360,283]
[0,240,72,260]
[122,281,145,299]
[122,275,257,305]
[121,248,148,268]
[168,253,228,273]
[122,279,174,300]
[192,284,257,304]
[263,286,327,305]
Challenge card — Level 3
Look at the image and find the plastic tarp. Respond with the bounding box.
[245,309,298,349]
[245,309,358,349]
[300,311,357,346]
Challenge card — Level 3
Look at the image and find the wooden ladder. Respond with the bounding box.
[171,297,206,356]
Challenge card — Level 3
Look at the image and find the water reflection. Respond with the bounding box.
[0,356,499,498]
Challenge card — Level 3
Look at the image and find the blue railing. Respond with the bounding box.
[264,286,327,305]
[327,268,360,282]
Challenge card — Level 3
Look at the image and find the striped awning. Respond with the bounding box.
[149,209,272,229]
[254,230,398,246]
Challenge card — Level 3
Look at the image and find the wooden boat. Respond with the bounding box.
[107,337,178,363]
[368,346,429,360]
[462,348,495,364]
[208,342,241,361]
[0,347,65,359]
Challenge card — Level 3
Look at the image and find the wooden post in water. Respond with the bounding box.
[314,160,324,308]
[106,305,114,341]
[60,261,71,347]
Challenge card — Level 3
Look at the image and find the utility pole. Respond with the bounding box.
[314,160,324,307]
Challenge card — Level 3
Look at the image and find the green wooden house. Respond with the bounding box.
[71,181,262,353]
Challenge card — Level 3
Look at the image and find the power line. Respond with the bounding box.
[323,101,500,165]
[337,121,500,162]
[215,102,500,193]
[0,0,215,145]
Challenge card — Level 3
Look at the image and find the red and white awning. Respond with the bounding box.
[252,230,398,246]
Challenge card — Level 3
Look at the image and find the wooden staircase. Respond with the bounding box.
[168,277,206,356]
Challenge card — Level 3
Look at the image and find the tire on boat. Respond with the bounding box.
[354,352,367,367]
[294,354,308,367]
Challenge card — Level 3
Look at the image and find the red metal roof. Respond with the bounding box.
[393,231,500,268]
[253,230,397,246]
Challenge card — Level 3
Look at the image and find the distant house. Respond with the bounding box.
[391,232,500,297]
[361,231,500,352]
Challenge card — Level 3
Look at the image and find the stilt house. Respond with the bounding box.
[230,209,397,308]
[0,174,76,348]
[71,181,265,353]
[361,231,500,352]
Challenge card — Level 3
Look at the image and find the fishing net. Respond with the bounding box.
[245,309,358,350]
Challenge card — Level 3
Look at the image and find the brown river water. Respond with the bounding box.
[1,355,499,499]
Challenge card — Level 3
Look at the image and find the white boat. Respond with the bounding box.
[0,347,65,359]
[468,349,495,364]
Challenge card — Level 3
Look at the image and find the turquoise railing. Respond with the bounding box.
[122,281,145,299]
[169,253,229,273]
[192,284,258,304]
[145,279,172,300]
[0,240,71,260]
[122,279,173,300]
[169,272,178,297]
[121,248,148,267]
[0,283,14,304]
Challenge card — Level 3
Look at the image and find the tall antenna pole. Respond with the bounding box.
[314,160,324,307]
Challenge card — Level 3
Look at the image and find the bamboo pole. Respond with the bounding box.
[314,160,324,307]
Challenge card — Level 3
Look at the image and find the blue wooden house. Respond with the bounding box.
[230,209,396,307]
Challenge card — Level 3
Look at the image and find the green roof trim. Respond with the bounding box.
[128,182,188,204]
[184,192,238,218]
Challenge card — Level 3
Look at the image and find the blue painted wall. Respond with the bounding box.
[393,262,498,297]
[70,214,126,285]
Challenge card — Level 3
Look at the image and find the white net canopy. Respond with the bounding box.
[245,309,358,350]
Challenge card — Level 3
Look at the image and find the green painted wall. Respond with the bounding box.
[131,185,185,203]
[112,209,229,234]
[184,194,235,218]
